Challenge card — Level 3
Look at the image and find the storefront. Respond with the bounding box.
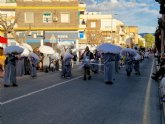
[18,31,79,49]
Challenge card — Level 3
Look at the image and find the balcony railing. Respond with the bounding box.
[0,0,16,3]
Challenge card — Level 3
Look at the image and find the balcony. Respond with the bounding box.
[0,0,16,6]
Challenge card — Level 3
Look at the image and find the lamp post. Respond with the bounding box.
[110,13,118,44]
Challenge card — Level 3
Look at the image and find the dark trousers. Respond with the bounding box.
[84,66,91,79]
[155,67,165,79]
[134,61,140,74]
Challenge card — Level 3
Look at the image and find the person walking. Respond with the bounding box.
[115,54,120,73]
[16,56,25,77]
[103,53,116,84]
[43,54,50,73]
[62,48,74,78]
[80,46,94,80]
[29,56,38,78]
[24,56,31,75]
[91,49,100,74]
[3,54,18,87]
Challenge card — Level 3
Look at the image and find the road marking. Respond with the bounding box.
[143,58,154,124]
[1,76,82,105]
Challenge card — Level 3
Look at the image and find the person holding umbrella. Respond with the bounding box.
[3,45,24,87]
[80,46,94,80]
[103,53,116,84]
[3,54,18,87]
[96,43,121,84]
[29,53,39,78]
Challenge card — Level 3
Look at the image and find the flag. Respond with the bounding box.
[0,36,8,44]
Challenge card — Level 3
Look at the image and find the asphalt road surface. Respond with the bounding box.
[0,56,161,124]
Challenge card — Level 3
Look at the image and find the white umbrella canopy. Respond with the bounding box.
[39,45,54,54]
[96,43,121,54]
[21,43,33,52]
[50,52,60,60]
[29,52,40,60]
[4,45,24,55]
[21,48,30,57]
[120,48,137,57]
[134,53,141,60]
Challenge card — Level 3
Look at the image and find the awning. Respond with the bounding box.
[0,36,8,44]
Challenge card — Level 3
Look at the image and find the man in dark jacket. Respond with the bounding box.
[81,46,94,80]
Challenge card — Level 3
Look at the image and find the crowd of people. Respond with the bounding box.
[0,45,153,88]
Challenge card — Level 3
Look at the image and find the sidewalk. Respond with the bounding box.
[155,58,165,124]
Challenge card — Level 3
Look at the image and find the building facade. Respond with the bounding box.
[79,12,127,46]
[155,0,165,53]
[125,26,138,48]
[0,0,84,48]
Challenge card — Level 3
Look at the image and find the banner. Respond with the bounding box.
[0,36,8,44]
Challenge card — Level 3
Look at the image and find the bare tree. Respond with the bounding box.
[86,30,104,46]
[0,14,17,38]
[0,13,29,44]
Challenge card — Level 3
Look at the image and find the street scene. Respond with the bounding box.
[0,0,165,124]
[0,55,161,124]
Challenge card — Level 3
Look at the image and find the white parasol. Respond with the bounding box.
[21,48,30,57]
[4,45,24,55]
[39,45,54,54]
[96,43,121,54]
[50,52,60,60]
[120,48,137,57]
[21,43,33,52]
[134,53,141,60]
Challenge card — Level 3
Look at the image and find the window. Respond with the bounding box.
[81,19,86,25]
[43,12,52,23]
[60,13,70,23]
[79,32,84,39]
[91,22,96,28]
[24,12,34,23]
[6,0,16,3]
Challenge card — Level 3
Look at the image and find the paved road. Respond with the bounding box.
[0,56,161,124]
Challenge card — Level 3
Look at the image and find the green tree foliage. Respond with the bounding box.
[138,39,144,47]
[144,34,155,48]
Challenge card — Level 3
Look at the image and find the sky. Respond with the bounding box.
[81,0,160,33]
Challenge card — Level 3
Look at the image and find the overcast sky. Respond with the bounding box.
[81,0,160,33]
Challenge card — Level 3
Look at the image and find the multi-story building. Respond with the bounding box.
[15,0,80,47]
[125,26,138,48]
[79,12,127,46]
[0,0,84,48]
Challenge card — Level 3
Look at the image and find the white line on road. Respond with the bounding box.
[143,58,154,124]
[1,76,82,105]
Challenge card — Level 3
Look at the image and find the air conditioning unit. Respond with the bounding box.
[53,17,58,22]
